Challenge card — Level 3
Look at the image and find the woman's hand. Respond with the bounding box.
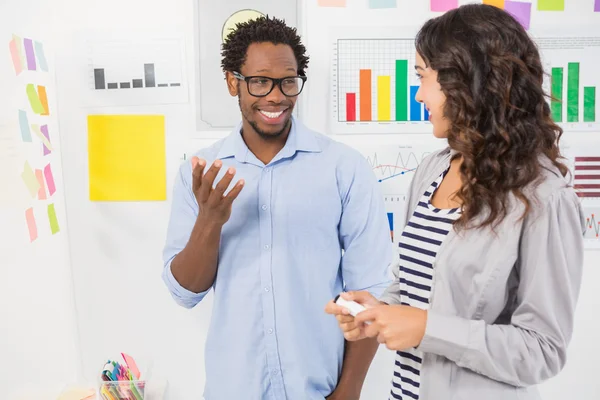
[324,291,381,341]
[354,304,428,351]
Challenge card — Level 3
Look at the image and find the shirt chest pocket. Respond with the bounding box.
[434,229,519,318]
[271,171,342,251]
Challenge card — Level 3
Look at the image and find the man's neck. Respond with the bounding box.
[241,122,292,165]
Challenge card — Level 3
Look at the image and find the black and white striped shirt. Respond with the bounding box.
[390,167,460,400]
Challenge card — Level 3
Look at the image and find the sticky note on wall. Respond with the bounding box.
[88,115,166,201]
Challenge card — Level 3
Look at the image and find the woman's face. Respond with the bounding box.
[415,52,449,138]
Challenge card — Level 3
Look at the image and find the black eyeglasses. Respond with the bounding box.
[232,71,307,97]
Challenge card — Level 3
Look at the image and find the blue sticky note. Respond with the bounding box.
[34,41,48,72]
[19,110,32,142]
[369,0,397,8]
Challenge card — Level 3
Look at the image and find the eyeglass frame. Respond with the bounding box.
[231,71,307,98]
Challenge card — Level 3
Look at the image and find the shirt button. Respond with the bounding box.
[261,204,268,211]
[268,328,274,334]
[272,370,278,375]
[264,244,270,250]
[264,287,270,292]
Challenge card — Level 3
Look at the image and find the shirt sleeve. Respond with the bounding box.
[417,187,586,387]
[337,151,393,298]
[162,161,211,309]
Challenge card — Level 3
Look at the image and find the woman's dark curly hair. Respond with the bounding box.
[415,4,568,230]
[221,15,309,76]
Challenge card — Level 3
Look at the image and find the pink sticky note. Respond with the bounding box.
[504,0,532,30]
[9,38,23,75]
[44,164,56,196]
[317,0,346,6]
[26,208,37,242]
[430,0,458,12]
[35,169,47,200]
[595,0,600,12]
[121,353,141,379]
[41,125,51,155]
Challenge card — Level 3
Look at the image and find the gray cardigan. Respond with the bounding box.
[379,147,586,400]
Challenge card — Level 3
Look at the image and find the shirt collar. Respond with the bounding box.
[216,116,321,163]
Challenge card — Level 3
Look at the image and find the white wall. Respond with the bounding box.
[6,0,597,398]
[0,1,81,399]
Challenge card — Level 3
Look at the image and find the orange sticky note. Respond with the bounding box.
[25,208,37,242]
[35,169,47,200]
[483,0,505,8]
[38,85,50,115]
[9,38,23,75]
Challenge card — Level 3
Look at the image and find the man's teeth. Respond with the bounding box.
[260,110,284,119]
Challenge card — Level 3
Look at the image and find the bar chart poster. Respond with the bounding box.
[331,39,432,134]
[574,156,600,249]
[561,140,600,249]
[537,36,600,132]
[84,37,188,106]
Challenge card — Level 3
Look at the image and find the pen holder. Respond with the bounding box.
[99,379,146,400]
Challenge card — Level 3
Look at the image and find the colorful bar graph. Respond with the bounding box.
[395,60,408,121]
[346,93,356,121]
[584,87,596,122]
[360,69,372,121]
[551,67,563,122]
[387,212,394,242]
[567,62,580,122]
[410,86,421,121]
[378,76,391,121]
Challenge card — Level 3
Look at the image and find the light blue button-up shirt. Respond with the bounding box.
[162,118,392,400]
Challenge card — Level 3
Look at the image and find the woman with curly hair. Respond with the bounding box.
[326,4,586,400]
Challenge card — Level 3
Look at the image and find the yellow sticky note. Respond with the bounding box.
[21,161,40,198]
[26,84,45,114]
[483,0,504,8]
[88,115,166,201]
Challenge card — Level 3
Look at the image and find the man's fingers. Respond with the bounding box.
[342,291,380,308]
[326,301,351,316]
[191,157,206,193]
[223,179,245,205]
[199,160,223,202]
[335,314,355,324]
[209,167,236,205]
[343,327,364,341]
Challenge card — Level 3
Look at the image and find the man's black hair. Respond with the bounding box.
[221,15,309,76]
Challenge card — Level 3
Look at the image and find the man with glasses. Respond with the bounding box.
[162,16,392,400]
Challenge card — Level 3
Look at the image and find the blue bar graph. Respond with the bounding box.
[410,86,422,121]
[387,212,394,242]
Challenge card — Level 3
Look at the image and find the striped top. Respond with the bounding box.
[390,167,461,400]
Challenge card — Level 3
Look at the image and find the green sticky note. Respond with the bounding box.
[48,203,60,234]
[26,84,45,114]
[538,0,564,11]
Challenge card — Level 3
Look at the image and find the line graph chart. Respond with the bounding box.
[583,205,600,249]
[362,145,441,194]
[359,144,445,251]
[586,212,599,239]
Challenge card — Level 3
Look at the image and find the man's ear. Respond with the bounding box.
[225,71,238,97]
